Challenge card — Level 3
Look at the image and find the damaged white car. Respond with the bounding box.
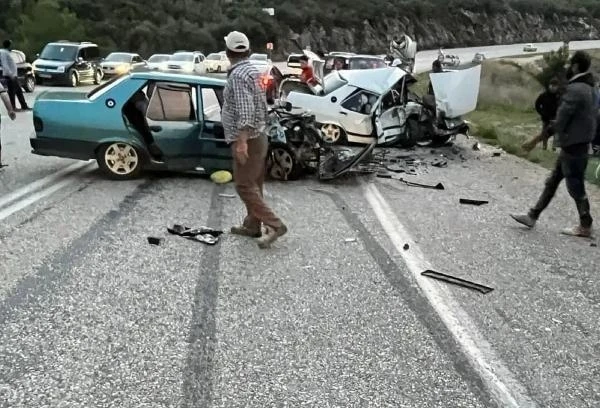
[284,64,481,147]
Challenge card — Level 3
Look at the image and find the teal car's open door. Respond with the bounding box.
[145,81,204,170]
[195,86,233,173]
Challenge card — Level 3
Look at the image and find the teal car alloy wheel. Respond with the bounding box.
[97,142,143,180]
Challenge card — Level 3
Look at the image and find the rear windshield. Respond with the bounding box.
[348,58,387,70]
[87,75,128,99]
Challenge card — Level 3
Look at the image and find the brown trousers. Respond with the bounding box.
[232,135,282,231]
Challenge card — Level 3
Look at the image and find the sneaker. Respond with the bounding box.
[510,213,536,228]
[561,225,592,238]
[257,224,287,249]
[230,225,261,238]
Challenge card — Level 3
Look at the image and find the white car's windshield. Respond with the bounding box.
[206,53,222,60]
[105,53,133,63]
[148,55,170,62]
[170,53,194,62]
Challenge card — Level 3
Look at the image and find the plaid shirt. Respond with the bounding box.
[222,60,267,143]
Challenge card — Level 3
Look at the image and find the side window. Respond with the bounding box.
[78,48,86,60]
[133,55,142,63]
[85,46,100,59]
[146,82,197,122]
[341,90,378,114]
[194,56,200,64]
[200,87,222,122]
[199,55,205,62]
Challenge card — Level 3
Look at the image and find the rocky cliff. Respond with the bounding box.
[277,11,600,55]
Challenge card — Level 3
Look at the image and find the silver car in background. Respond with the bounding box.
[146,54,171,70]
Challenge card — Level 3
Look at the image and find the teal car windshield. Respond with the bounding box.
[39,44,78,61]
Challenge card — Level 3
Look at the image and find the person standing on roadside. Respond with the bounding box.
[222,31,287,248]
[0,81,17,167]
[511,51,596,237]
[534,78,561,150]
[0,40,31,112]
[299,55,317,87]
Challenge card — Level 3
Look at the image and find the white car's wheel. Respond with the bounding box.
[320,123,345,144]
[97,142,143,180]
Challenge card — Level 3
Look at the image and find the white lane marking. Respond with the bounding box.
[0,163,94,222]
[0,161,92,210]
[363,183,537,408]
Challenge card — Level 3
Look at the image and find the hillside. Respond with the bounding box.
[1,0,600,59]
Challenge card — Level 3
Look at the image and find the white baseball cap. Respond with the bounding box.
[224,31,250,52]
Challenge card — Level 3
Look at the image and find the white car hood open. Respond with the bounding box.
[430,64,481,118]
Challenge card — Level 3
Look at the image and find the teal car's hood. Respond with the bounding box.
[35,90,89,101]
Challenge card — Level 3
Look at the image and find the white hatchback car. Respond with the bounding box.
[205,52,230,73]
[285,65,480,146]
[166,51,206,74]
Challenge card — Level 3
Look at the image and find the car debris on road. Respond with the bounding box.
[421,270,494,294]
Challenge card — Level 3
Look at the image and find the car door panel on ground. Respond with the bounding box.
[145,81,204,169]
[197,86,232,172]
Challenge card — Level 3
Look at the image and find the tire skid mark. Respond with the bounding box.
[181,183,225,408]
[0,179,157,328]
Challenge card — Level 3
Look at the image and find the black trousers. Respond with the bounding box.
[3,76,28,109]
[529,149,592,228]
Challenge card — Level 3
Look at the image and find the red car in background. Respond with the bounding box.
[248,59,284,103]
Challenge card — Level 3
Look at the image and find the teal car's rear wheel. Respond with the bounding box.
[97,142,143,180]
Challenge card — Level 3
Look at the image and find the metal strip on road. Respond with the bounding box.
[0,161,94,222]
[363,182,538,408]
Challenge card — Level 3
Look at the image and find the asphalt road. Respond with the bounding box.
[0,42,599,407]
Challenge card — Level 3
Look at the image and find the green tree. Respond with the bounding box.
[15,0,86,57]
[536,44,570,87]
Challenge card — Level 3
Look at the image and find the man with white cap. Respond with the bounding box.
[222,31,287,248]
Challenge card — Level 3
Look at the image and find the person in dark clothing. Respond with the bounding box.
[427,59,443,96]
[0,40,31,111]
[534,78,560,149]
[511,51,596,238]
[122,89,163,160]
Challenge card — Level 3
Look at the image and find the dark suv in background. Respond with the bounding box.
[33,41,103,87]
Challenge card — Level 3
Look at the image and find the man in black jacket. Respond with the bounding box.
[535,78,560,149]
[511,51,595,237]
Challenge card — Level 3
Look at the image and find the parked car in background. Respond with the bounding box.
[247,59,284,103]
[0,49,35,92]
[146,54,171,70]
[438,49,460,67]
[101,52,146,78]
[523,43,537,52]
[32,41,103,87]
[166,51,206,74]
[205,53,230,72]
[249,53,271,64]
[472,52,486,64]
[323,54,388,75]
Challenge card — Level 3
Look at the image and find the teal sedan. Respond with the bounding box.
[30,70,232,179]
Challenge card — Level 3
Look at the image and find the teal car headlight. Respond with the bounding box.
[56,66,65,73]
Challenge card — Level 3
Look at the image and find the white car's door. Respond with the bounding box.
[194,55,205,73]
[337,88,378,137]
